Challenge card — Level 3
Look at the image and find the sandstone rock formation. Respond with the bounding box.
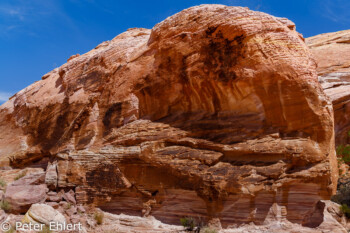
[0,4,338,228]
[306,30,350,146]
[45,161,58,189]
[222,201,347,233]
[4,171,47,214]
[306,30,350,75]
[17,202,348,233]
[23,204,66,229]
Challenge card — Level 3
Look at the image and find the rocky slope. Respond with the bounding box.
[0,170,348,232]
[306,30,350,146]
[0,4,340,231]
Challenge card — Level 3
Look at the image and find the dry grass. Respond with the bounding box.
[94,211,104,225]
[14,170,27,180]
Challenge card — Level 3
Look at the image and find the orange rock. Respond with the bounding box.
[306,30,350,146]
[67,54,80,62]
[306,30,350,75]
[0,5,337,226]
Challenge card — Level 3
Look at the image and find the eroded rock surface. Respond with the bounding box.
[306,30,350,146]
[222,201,347,233]
[306,30,350,75]
[4,171,47,214]
[0,4,337,227]
[23,203,66,226]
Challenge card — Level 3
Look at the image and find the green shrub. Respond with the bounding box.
[94,211,104,225]
[340,204,350,218]
[332,134,350,218]
[66,202,72,209]
[0,199,11,212]
[180,217,196,231]
[0,178,6,188]
[337,145,350,163]
[332,184,350,203]
[332,177,350,219]
[14,170,27,180]
[201,227,218,233]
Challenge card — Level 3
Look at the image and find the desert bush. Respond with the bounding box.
[0,199,11,212]
[180,217,196,231]
[331,176,350,219]
[333,138,350,216]
[14,170,27,180]
[180,217,207,232]
[332,180,350,202]
[337,144,350,163]
[94,211,104,225]
[0,178,6,188]
[340,204,350,218]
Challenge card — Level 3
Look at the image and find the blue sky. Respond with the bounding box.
[0,0,349,104]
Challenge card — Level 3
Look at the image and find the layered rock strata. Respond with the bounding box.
[0,4,338,227]
[306,30,350,146]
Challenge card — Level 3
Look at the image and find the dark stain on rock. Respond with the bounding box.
[77,70,103,92]
[203,31,245,82]
[179,33,187,39]
[33,98,71,151]
[205,26,218,36]
[86,163,126,191]
[76,130,95,150]
[18,96,94,154]
[103,102,123,133]
[58,69,66,78]
[180,56,189,82]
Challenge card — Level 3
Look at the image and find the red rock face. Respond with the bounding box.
[306,30,350,146]
[0,5,337,226]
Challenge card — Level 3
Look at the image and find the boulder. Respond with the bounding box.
[0,168,44,185]
[63,190,76,205]
[10,171,45,186]
[0,4,338,227]
[65,205,77,216]
[4,184,47,214]
[77,205,86,213]
[4,172,47,214]
[23,203,66,226]
[46,191,62,202]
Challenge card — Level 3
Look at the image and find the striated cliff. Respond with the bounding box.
[306,30,350,146]
[0,4,339,228]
